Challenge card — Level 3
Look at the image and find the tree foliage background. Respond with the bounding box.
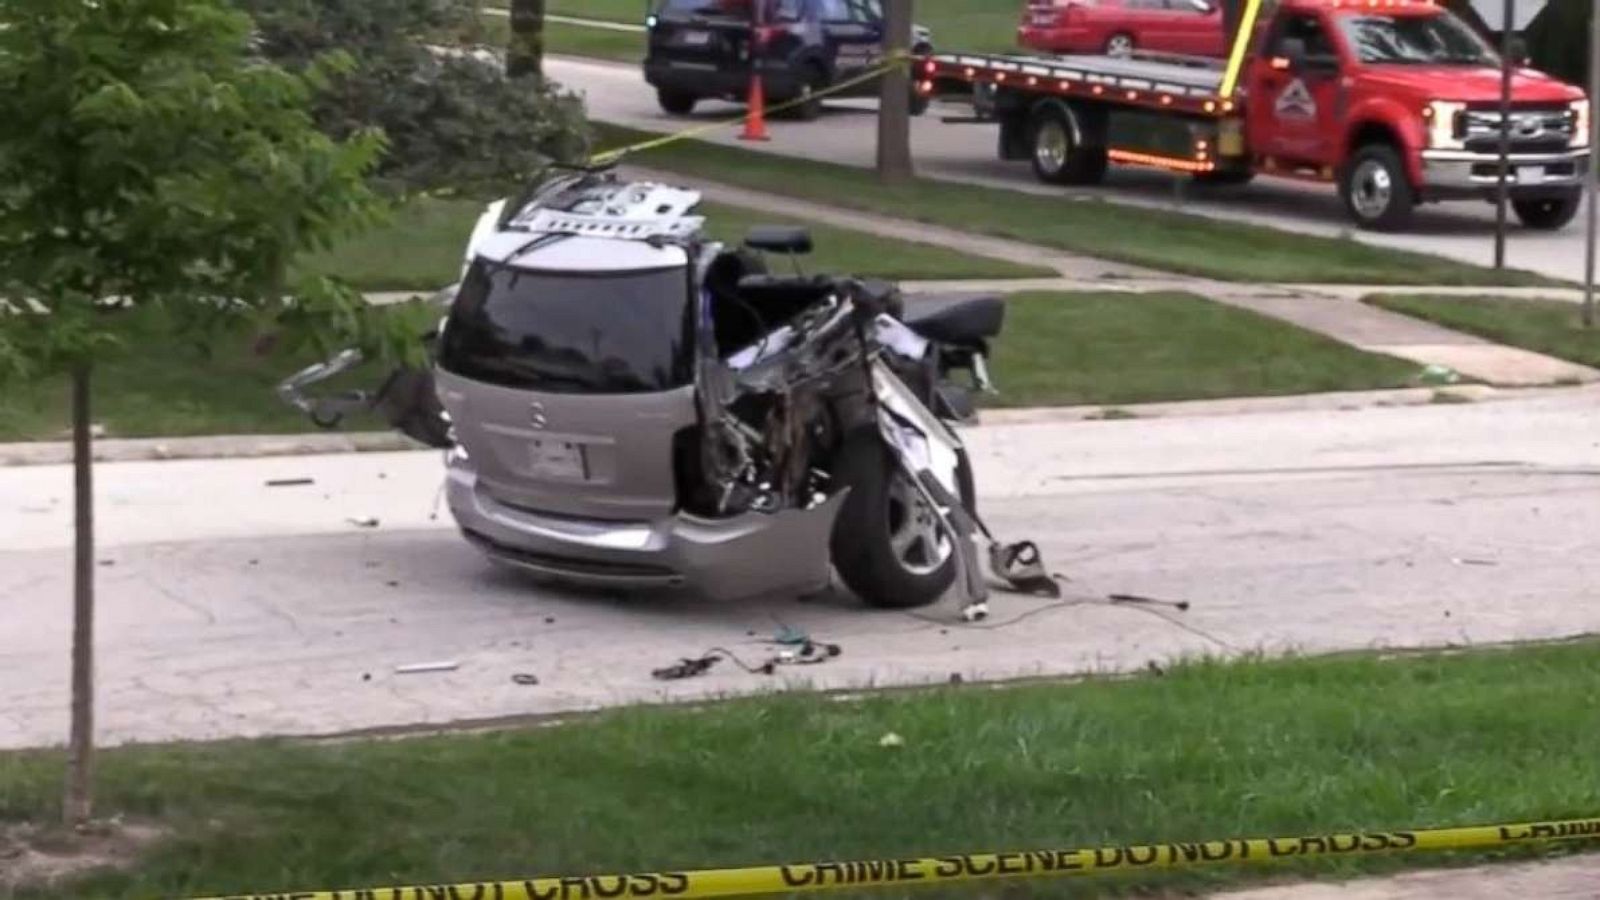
[1523,0,1590,88]
[235,0,589,193]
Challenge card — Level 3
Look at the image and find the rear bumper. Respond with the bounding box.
[447,458,841,600]
[1420,147,1589,199]
[644,58,803,99]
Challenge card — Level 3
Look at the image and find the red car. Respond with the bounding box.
[1018,0,1227,57]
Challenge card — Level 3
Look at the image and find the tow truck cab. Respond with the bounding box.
[928,0,1590,230]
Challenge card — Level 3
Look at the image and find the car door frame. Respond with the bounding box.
[817,0,884,82]
[1247,7,1349,167]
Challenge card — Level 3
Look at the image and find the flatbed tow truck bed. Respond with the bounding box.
[917,0,1590,230]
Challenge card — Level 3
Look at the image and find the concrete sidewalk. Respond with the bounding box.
[7,387,1600,750]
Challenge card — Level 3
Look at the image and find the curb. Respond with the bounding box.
[0,432,419,467]
[2,384,1556,467]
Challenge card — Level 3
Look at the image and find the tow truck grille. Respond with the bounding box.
[1461,107,1576,154]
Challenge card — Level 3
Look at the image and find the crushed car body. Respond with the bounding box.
[281,163,1053,610]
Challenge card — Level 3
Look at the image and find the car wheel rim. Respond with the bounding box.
[1035,119,1070,174]
[1109,36,1133,56]
[1352,160,1393,220]
[887,472,953,577]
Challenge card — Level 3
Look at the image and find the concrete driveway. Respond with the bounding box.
[5,389,1600,749]
[549,56,1594,284]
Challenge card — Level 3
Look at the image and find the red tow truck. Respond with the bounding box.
[920,0,1590,231]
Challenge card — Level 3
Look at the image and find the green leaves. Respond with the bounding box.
[0,0,398,381]
[233,0,590,194]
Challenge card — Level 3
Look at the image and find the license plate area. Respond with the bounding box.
[678,29,712,45]
[529,440,588,481]
[1518,165,1546,183]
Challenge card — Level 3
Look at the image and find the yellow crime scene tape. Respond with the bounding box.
[187,816,1600,900]
[590,52,916,165]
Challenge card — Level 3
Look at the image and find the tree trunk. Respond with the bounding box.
[508,0,546,80]
[876,0,915,185]
[63,362,95,827]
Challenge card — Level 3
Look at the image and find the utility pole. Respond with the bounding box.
[1492,0,1515,269]
[876,0,915,185]
[1585,0,1598,327]
[508,0,546,80]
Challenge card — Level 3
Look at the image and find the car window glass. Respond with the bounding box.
[438,262,694,395]
[817,0,850,20]
[1275,14,1336,59]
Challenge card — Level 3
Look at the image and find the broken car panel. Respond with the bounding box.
[280,164,1053,611]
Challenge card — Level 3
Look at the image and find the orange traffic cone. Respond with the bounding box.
[740,74,770,141]
[740,30,771,141]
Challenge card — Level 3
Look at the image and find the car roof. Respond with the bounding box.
[467,172,703,273]
[474,232,690,272]
[1284,0,1446,13]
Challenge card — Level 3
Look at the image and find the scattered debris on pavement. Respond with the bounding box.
[394,661,459,675]
[265,477,315,487]
[653,640,843,680]
[1451,557,1498,567]
[1109,593,1192,612]
[346,516,380,528]
[511,673,540,686]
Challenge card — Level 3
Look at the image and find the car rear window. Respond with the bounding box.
[658,0,805,22]
[438,260,695,395]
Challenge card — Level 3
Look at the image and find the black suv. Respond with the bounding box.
[644,0,932,119]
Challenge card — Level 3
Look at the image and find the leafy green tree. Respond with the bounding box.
[237,0,586,193]
[1523,0,1589,86]
[0,0,407,824]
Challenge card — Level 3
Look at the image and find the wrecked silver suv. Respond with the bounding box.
[282,166,1052,610]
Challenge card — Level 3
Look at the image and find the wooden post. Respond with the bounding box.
[876,0,915,184]
[63,362,95,826]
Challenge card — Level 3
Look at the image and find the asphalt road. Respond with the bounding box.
[550,55,1593,284]
[6,388,1600,749]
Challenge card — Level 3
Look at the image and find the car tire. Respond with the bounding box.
[829,427,974,609]
[1512,193,1581,230]
[656,89,697,116]
[1028,104,1107,186]
[790,63,827,121]
[1105,32,1135,56]
[1340,144,1415,231]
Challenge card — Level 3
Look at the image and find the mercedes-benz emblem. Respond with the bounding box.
[529,402,548,429]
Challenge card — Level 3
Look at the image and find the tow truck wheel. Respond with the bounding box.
[656,89,697,116]
[1029,105,1107,186]
[1341,144,1415,231]
[1512,193,1581,231]
[1105,33,1135,56]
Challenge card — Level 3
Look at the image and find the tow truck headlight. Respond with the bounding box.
[1572,99,1591,149]
[1425,101,1466,150]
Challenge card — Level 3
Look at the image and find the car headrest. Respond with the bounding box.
[743,225,813,255]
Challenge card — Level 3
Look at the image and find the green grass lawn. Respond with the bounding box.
[593,124,1553,287]
[1365,295,1600,369]
[0,303,440,442]
[987,292,1420,407]
[479,15,647,63]
[0,196,1044,442]
[299,195,1050,293]
[5,642,1599,899]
